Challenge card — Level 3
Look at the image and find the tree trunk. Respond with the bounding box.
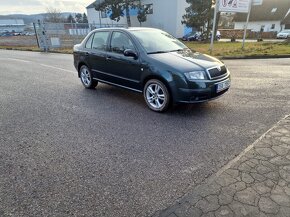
[125,4,131,27]
[206,11,211,41]
[213,12,220,39]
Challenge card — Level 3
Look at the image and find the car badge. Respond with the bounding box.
[217,66,221,71]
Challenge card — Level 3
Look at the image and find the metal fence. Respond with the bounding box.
[35,21,127,51]
[0,21,127,51]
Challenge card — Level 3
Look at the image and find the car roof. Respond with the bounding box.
[92,27,162,33]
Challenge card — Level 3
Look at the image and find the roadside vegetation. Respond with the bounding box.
[184,41,290,58]
[0,40,290,58]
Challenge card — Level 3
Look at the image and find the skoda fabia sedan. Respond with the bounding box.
[73,28,230,112]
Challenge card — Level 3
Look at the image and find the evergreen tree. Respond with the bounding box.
[95,0,139,27]
[67,14,75,23]
[137,3,150,26]
[75,13,83,23]
[82,13,88,23]
[182,0,219,39]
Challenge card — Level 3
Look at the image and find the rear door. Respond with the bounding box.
[86,31,111,80]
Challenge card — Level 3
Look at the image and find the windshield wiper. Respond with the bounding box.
[169,49,184,52]
[147,51,169,54]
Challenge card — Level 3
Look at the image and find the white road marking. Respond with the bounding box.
[40,64,75,73]
[0,57,76,73]
[0,57,31,63]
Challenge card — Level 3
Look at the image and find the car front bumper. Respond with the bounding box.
[277,35,288,39]
[174,75,231,103]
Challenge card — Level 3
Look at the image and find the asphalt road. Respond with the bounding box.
[0,50,290,217]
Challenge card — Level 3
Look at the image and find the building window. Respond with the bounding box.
[271,24,275,29]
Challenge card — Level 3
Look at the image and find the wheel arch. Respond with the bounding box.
[77,62,88,78]
[142,75,173,102]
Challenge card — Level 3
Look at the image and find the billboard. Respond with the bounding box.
[219,0,251,13]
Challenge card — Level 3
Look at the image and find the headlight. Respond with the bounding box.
[184,71,205,80]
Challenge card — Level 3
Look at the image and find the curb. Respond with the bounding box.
[154,114,290,217]
[221,55,290,60]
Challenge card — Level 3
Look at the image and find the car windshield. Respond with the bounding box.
[130,29,187,54]
[281,30,290,33]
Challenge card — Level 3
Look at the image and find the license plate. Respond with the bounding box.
[216,79,230,93]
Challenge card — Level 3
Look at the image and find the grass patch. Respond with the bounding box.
[1,41,290,58]
[184,41,290,58]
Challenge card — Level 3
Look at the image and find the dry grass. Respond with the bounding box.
[1,41,290,58]
[184,41,290,58]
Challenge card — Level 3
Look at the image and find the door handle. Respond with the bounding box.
[106,56,112,60]
[85,52,90,56]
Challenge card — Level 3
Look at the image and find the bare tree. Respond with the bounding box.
[44,7,65,23]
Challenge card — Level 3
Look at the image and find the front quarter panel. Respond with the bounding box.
[140,56,189,102]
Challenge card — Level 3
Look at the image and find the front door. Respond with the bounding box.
[105,31,142,91]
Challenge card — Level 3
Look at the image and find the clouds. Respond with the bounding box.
[0,0,93,15]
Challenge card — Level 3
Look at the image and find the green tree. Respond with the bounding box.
[75,13,83,23]
[182,0,219,40]
[95,0,139,27]
[82,13,88,23]
[137,3,150,26]
[67,14,75,23]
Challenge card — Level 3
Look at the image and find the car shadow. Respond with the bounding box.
[79,83,227,117]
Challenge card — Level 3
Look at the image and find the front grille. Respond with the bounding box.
[207,65,227,79]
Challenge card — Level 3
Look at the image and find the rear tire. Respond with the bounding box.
[79,65,98,89]
[144,79,170,112]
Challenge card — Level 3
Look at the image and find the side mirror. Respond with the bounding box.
[124,49,138,59]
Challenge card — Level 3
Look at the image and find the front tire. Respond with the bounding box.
[144,79,170,112]
[79,65,98,89]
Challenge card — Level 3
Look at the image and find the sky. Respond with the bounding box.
[0,0,94,15]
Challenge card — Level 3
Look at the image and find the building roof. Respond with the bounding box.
[234,0,290,22]
[0,19,25,25]
[282,9,290,24]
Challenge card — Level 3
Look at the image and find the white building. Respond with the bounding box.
[86,0,189,38]
[234,0,290,32]
[0,19,25,33]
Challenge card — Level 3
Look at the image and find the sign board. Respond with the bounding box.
[51,37,61,48]
[219,0,251,13]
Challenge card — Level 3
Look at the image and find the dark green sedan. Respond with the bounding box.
[73,27,230,112]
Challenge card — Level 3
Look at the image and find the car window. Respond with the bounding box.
[131,29,187,54]
[92,31,110,51]
[85,33,94,49]
[110,32,135,54]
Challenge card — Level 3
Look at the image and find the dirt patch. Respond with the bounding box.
[0,36,38,47]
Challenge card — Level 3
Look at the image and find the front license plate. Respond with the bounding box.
[216,79,230,93]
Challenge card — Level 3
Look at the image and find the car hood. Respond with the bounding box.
[148,49,223,72]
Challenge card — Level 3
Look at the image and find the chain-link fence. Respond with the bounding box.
[0,21,127,52]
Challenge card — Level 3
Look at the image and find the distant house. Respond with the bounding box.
[234,0,290,32]
[0,19,25,33]
[86,0,189,38]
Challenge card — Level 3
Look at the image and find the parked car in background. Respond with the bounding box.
[0,32,13,37]
[73,28,231,112]
[277,30,290,39]
[182,31,202,41]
